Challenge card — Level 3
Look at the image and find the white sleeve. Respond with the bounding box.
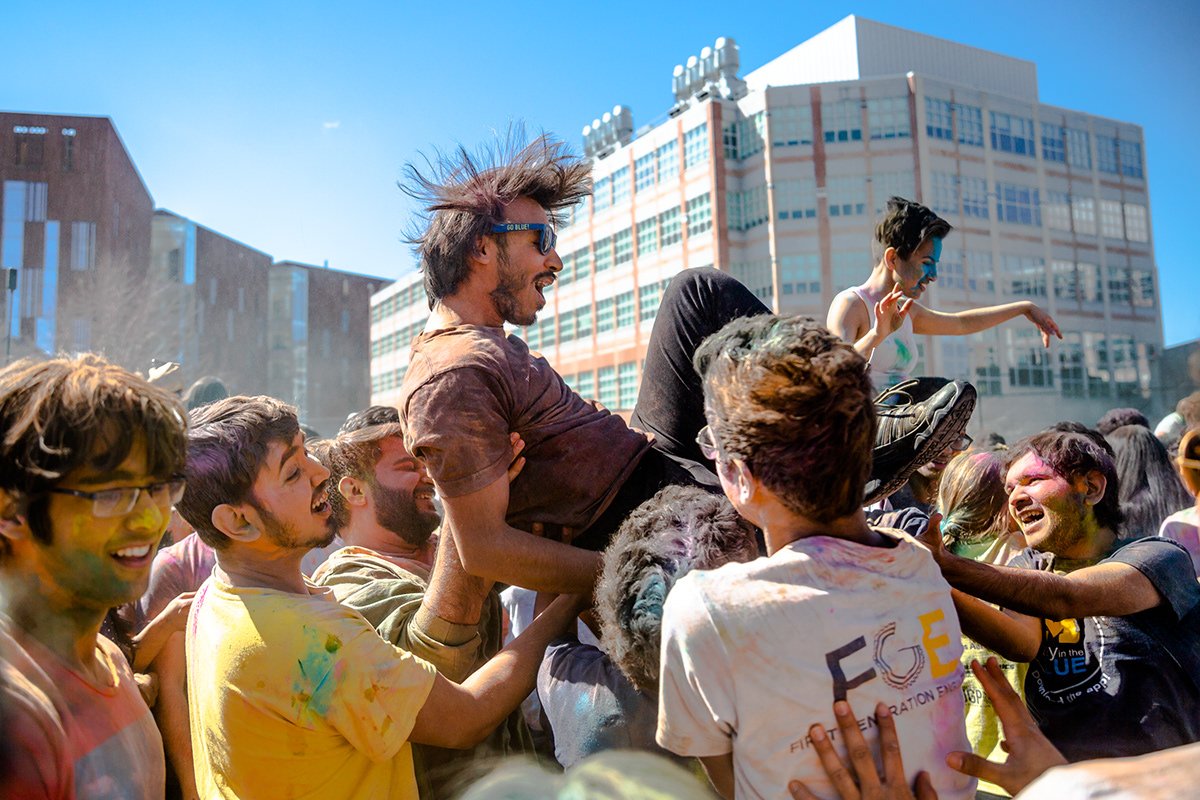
[655,574,736,757]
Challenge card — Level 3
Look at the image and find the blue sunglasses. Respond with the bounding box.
[491,222,557,255]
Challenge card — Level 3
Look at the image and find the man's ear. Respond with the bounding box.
[338,476,368,507]
[0,488,30,543]
[1081,470,1108,508]
[211,503,261,543]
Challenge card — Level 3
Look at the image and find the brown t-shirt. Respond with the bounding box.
[399,325,651,531]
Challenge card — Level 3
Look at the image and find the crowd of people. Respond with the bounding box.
[0,135,1197,800]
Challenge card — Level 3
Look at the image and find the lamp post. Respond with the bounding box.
[4,268,15,365]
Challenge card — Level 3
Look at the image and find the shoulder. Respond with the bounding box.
[1105,537,1200,618]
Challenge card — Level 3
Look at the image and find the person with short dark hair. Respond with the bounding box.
[1095,407,1150,436]
[179,395,588,799]
[655,315,974,800]
[0,354,187,799]
[925,430,1200,761]
[537,485,758,768]
[826,197,1061,390]
[339,404,400,434]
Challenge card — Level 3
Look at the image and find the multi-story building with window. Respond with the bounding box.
[370,16,1162,436]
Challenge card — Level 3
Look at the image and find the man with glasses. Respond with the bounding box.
[0,354,187,799]
[655,315,974,799]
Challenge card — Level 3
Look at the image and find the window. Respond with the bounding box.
[735,111,767,157]
[956,104,984,146]
[769,105,811,148]
[1058,334,1085,397]
[558,308,576,344]
[636,217,658,256]
[70,221,96,270]
[925,98,954,141]
[596,297,615,332]
[1131,269,1155,308]
[773,179,817,220]
[1078,262,1103,306]
[616,290,635,328]
[1044,191,1071,231]
[686,193,712,236]
[1041,123,1065,163]
[684,124,709,169]
[659,207,682,247]
[1008,328,1053,388]
[537,315,555,349]
[995,182,1041,226]
[728,186,769,231]
[965,250,995,294]
[1100,200,1124,239]
[931,172,959,216]
[867,98,910,140]
[576,304,593,339]
[826,175,866,216]
[558,250,575,286]
[961,177,990,219]
[593,176,612,212]
[598,366,617,407]
[1071,196,1096,235]
[780,254,820,295]
[594,236,612,272]
[1005,255,1046,297]
[656,141,679,183]
[635,153,656,191]
[1119,140,1143,179]
[822,99,863,143]
[613,228,633,266]
[525,319,541,349]
[1124,203,1149,242]
[576,370,595,400]
[575,247,592,281]
[871,172,915,214]
[1052,260,1078,302]
[566,197,589,228]
[1107,266,1131,305]
[1095,135,1119,174]
[618,362,638,409]
[639,279,667,320]
[937,247,971,291]
[23,181,47,221]
[730,259,773,300]
[970,332,1003,396]
[1066,129,1091,170]
[13,126,46,168]
[990,111,1036,157]
[612,167,631,206]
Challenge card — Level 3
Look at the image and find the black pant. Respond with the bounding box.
[575,268,771,549]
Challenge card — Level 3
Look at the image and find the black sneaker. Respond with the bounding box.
[865,378,977,505]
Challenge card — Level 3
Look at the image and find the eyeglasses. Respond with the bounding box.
[696,425,724,462]
[491,222,557,255]
[48,478,187,518]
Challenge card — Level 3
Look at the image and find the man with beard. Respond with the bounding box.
[312,422,532,797]
[178,397,587,799]
[923,430,1200,763]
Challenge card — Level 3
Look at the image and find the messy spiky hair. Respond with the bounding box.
[401,131,592,303]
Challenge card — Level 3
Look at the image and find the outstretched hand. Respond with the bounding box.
[1024,304,1062,348]
[945,658,1066,794]
[788,700,938,800]
[872,285,914,340]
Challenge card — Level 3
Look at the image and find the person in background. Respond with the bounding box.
[1106,424,1193,540]
[1160,427,1200,575]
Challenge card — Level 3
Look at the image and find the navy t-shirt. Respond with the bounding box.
[1008,537,1200,761]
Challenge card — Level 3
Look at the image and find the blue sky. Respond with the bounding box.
[6,0,1198,343]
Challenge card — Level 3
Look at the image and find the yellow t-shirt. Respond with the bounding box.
[186,571,438,800]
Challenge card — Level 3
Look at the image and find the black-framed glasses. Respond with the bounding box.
[696,425,724,462]
[48,478,186,518]
[491,222,557,255]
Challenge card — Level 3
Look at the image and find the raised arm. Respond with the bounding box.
[910,301,1061,346]
[409,591,589,749]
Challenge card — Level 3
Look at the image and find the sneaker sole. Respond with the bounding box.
[864,386,977,506]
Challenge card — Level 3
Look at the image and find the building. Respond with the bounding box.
[270,261,390,435]
[151,209,273,396]
[1,112,154,363]
[370,16,1163,437]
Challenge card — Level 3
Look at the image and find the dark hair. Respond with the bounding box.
[874,197,953,261]
[1107,424,1192,538]
[695,315,875,523]
[339,405,400,434]
[322,422,406,534]
[1007,431,1123,533]
[401,132,592,303]
[0,354,187,544]
[1046,420,1115,458]
[184,375,229,411]
[177,395,299,549]
[594,485,757,693]
[983,432,1008,450]
[1096,407,1150,436]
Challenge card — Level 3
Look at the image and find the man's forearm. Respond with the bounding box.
[452,520,600,593]
[940,554,1075,619]
[422,530,491,626]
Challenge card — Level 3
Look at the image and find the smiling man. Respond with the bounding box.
[178,395,584,799]
[826,196,1061,391]
[925,429,1200,761]
[0,354,187,799]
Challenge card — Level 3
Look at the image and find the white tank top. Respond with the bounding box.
[845,285,917,391]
